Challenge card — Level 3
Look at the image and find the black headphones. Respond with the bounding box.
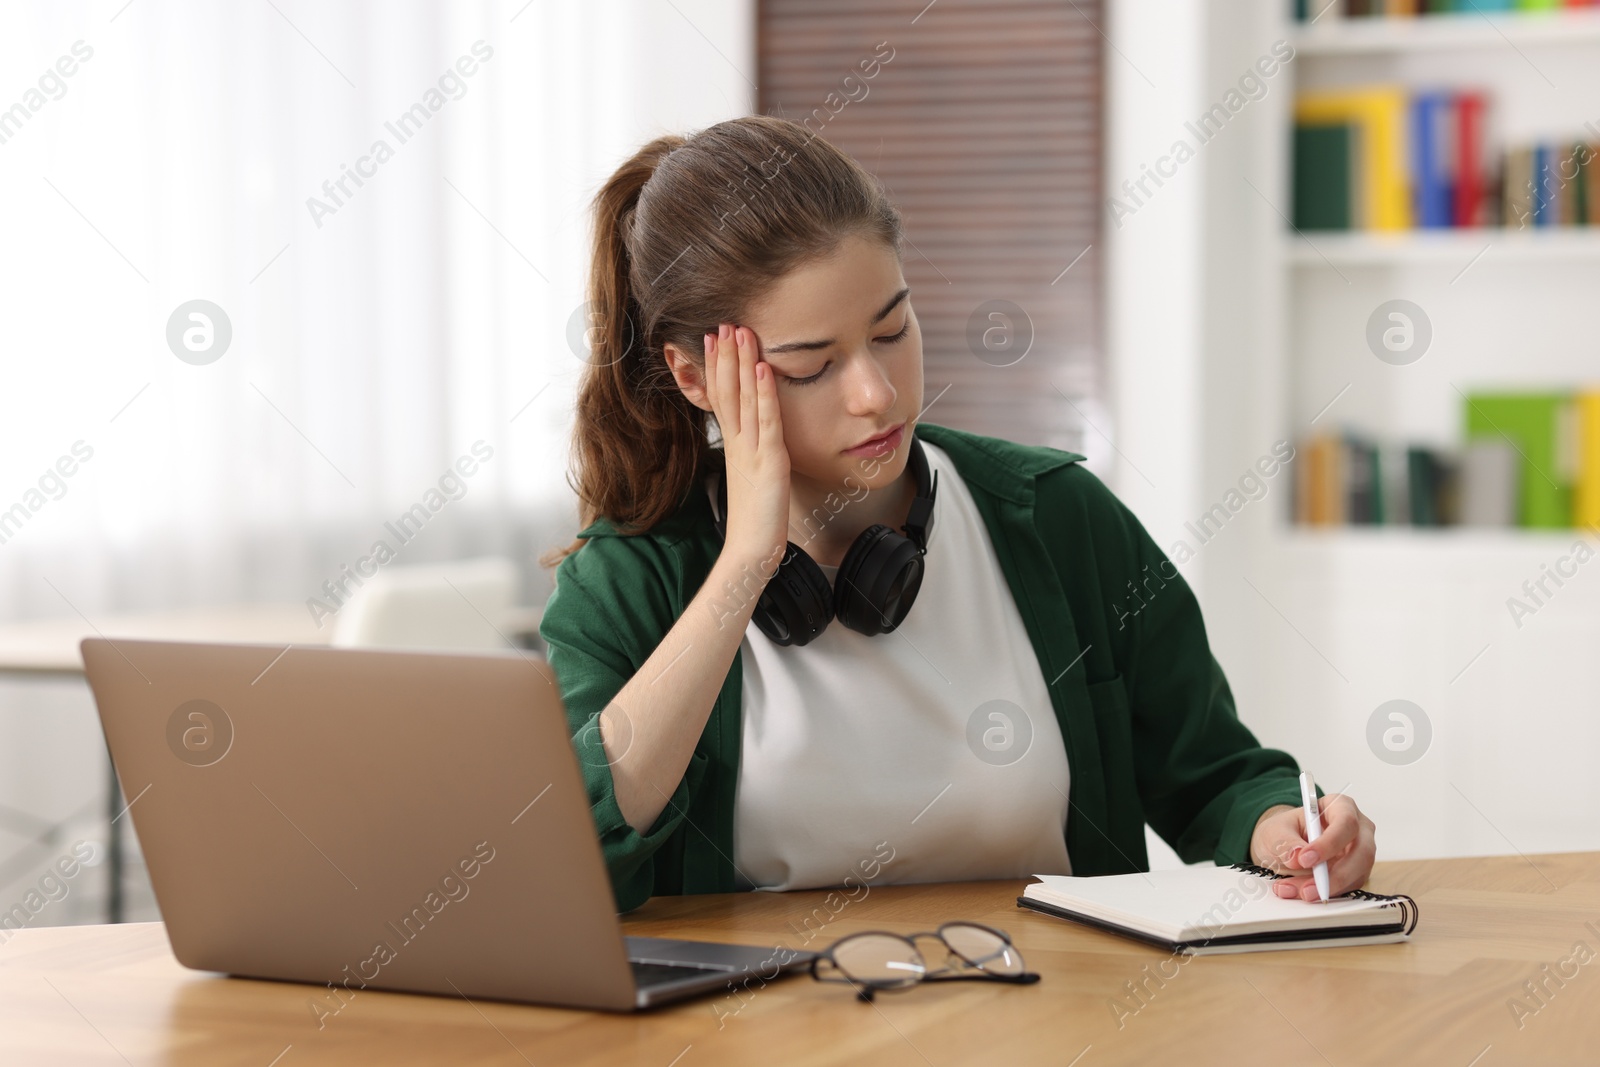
[710,436,938,647]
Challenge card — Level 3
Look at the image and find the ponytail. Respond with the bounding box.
[540,135,709,568]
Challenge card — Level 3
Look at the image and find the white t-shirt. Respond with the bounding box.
[717,440,1072,892]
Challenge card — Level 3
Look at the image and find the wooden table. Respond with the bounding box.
[3,852,1597,1065]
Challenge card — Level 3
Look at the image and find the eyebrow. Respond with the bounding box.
[761,286,911,357]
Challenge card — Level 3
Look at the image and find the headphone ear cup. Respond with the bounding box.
[834,525,927,636]
[751,542,835,647]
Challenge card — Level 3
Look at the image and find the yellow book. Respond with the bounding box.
[1576,390,1600,529]
[1296,87,1413,232]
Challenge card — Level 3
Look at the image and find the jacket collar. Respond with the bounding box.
[575,421,1085,540]
[912,422,1084,506]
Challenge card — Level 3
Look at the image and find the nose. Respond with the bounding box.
[842,350,896,417]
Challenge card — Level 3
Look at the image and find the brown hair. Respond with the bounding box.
[539,115,904,569]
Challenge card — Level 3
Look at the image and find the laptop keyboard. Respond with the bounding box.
[630,960,730,986]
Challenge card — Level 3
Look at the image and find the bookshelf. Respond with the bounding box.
[1278,5,1600,533]
[1177,1,1600,865]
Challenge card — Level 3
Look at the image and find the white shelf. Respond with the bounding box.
[1271,526,1600,588]
[1292,10,1600,54]
[1281,525,1593,549]
[1285,228,1600,265]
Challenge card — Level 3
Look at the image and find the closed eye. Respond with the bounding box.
[783,364,829,386]
[781,322,911,386]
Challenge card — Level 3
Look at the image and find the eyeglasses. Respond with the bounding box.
[809,921,1040,1002]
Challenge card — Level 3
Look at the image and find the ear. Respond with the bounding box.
[663,342,713,413]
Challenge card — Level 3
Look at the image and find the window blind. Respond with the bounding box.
[758,0,1104,455]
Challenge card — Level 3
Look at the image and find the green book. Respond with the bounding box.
[1574,142,1589,227]
[1293,124,1353,231]
[1462,392,1575,528]
[1407,447,1441,526]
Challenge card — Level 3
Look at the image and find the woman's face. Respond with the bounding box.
[732,235,925,493]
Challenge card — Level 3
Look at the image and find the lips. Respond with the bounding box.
[845,421,906,454]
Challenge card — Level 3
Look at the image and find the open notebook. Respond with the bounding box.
[1017,863,1419,955]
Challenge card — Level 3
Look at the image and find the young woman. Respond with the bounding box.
[539,115,1376,914]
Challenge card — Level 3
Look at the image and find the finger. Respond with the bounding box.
[737,327,757,446]
[1277,798,1351,871]
[1324,845,1375,897]
[1274,838,1372,900]
[1322,819,1376,896]
[703,332,720,421]
[715,323,739,436]
[757,358,781,438]
[1271,873,1329,902]
[1271,874,1311,898]
[1302,795,1359,867]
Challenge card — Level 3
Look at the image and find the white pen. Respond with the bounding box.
[1299,771,1331,903]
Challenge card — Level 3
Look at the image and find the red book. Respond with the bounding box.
[1454,92,1486,227]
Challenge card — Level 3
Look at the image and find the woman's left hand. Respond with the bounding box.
[1249,794,1376,900]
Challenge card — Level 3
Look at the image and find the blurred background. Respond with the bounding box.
[1,0,1595,929]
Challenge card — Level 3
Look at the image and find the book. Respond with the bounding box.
[1406,446,1458,525]
[1459,439,1520,525]
[1504,146,1534,230]
[1294,124,1355,230]
[1576,391,1600,528]
[1296,87,1413,230]
[1463,392,1575,527]
[1406,447,1440,525]
[1586,143,1600,226]
[1381,441,1411,524]
[1573,142,1590,225]
[1412,92,1455,227]
[1345,434,1381,523]
[1296,433,1347,525]
[1017,863,1419,955]
[1559,144,1581,224]
[1534,144,1555,225]
[1453,91,1486,226]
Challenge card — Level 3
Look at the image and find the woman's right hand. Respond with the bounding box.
[705,323,790,573]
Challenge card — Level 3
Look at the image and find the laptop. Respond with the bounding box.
[80,637,813,1011]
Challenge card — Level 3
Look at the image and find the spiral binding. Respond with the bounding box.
[1227,862,1419,936]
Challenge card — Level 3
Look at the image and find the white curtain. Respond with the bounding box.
[0,0,754,622]
[0,0,753,921]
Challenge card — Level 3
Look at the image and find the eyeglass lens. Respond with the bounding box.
[830,933,927,987]
[939,923,1024,976]
[827,923,1022,986]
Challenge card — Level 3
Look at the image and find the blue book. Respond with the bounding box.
[1411,93,1454,229]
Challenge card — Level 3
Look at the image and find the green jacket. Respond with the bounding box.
[539,422,1310,913]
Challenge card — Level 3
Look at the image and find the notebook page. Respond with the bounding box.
[1026,867,1401,941]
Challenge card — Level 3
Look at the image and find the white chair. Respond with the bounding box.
[329,557,535,651]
